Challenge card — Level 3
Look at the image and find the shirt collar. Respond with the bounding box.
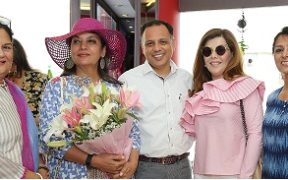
[142,60,178,77]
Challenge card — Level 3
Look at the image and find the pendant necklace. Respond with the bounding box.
[279,100,288,116]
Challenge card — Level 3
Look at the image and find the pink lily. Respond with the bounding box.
[74,97,93,113]
[119,88,141,109]
[62,107,81,127]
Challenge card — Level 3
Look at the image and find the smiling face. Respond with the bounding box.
[0,28,13,83]
[273,35,288,75]
[203,36,233,80]
[70,32,106,72]
[141,24,174,77]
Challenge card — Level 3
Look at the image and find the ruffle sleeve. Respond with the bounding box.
[180,76,265,135]
[204,76,265,102]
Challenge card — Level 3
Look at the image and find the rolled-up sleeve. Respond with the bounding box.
[130,120,141,150]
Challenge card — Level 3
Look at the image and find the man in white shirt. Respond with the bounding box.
[119,20,193,179]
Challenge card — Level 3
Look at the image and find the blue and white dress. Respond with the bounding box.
[262,87,288,178]
[39,75,140,179]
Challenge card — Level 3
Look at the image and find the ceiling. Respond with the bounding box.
[100,0,156,18]
[81,0,288,33]
[104,0,135,18]
[80,0,156,33]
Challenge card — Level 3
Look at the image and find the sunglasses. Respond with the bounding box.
[0,16,11,28]
[202,45,229,57]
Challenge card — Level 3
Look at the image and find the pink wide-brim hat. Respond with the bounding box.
[45,18,127,70]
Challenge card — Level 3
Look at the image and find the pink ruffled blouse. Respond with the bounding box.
[181,76,265,178]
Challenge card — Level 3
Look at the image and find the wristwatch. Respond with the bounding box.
[85,154,93,167]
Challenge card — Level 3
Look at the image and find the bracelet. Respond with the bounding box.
[35,172,43,179]
[85,154,93,167]
[38,164,49,171]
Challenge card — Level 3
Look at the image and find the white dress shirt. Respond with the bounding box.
[119,60,194,157]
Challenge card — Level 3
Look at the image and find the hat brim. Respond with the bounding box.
[45,28,127,70]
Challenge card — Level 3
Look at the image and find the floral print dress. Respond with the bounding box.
[20,71,49,126]
[39,75,140,179]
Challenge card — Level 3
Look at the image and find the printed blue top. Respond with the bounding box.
[262,87,288,178]
[39,75,140,179]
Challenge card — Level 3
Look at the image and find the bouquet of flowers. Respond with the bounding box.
[44,81,141,160]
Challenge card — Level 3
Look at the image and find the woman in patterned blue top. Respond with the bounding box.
[39,18,140,179]
[262,26,288,178]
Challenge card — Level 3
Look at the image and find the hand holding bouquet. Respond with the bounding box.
[44,81,141,160]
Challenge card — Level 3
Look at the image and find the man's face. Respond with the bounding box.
[141,24,174,74]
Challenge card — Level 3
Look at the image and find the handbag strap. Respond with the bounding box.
[240,99,248,145]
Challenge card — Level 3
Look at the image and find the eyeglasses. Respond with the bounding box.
[0,43,13,54]
[0,16,11,28]
[202,45,229,57]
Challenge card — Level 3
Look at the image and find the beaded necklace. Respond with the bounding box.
[278,86,288,116]
[279,100,288,116]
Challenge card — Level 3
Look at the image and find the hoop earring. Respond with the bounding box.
[64,58,74,69]
[100,57,105,70]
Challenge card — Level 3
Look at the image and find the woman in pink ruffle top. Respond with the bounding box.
[181,28,265,179]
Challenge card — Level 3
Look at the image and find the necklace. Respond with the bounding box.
[279,100,288,116]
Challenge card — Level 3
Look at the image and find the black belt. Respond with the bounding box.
[139,153,189,165]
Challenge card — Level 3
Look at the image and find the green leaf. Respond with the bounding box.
[117,108,127,120]
[47,140,66,148]
[238,40,248,54]
[88,83,95,104]
[126,112,140,121]
[74,126,82,134]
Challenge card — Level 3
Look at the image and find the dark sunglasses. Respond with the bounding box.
[202,45,229,57]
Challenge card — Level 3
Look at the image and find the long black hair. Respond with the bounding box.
[12,38,33,78]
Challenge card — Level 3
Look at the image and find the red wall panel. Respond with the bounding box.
[158,0,180,64]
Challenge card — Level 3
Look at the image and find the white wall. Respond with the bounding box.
[0,0,70,77]
[179,6,288,103]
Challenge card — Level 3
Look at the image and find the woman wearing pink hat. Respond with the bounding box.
[39,18,140,179]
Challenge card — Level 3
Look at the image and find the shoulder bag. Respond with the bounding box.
[240,99,262,179]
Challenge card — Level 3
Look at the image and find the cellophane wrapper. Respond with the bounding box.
[76,119,133,161]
